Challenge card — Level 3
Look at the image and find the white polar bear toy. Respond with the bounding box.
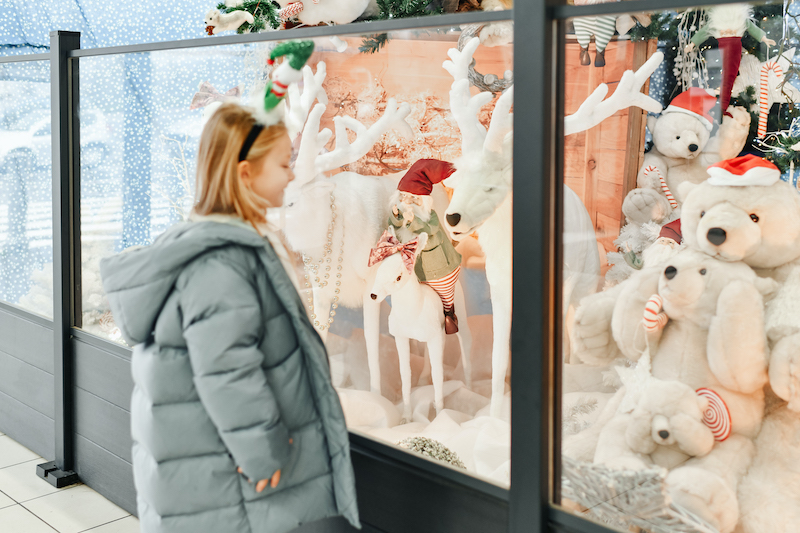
[622,88,751,226]
[594,377,715,471]
[609,247,775,533]
[678,155,800,533]
[204,9,254,34]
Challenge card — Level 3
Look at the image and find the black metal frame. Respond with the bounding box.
[0,0,752,530]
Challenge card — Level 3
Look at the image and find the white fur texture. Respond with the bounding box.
[706,3,752,36]
[204,9,254,34]
[274,0,371,25]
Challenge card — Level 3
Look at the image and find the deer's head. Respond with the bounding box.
[368,229,427,301]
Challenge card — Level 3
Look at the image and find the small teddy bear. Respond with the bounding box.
[204,9,254,35]
[594,377,715,471]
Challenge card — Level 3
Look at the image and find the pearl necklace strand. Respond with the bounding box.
[302,192,345,331]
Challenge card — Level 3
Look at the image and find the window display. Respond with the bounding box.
[0,60,53,318]
[560,3,800,532]
[73,24,515,486]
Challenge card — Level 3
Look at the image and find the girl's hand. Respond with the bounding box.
[236,438,293,492]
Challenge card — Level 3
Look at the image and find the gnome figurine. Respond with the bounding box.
[388,159,463,334]
[685,4,776,117]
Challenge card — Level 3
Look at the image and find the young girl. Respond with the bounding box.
[99,101,360,533]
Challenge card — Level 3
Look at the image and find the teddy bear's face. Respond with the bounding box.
[681,181,800,269]
[626,379,714,458]
[650,112,711,160]
[657,249,756,322]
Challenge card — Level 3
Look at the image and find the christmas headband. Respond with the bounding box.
[240,40,315,161]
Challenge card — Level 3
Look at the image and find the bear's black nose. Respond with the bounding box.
[446,213,461,227]
[658,430,670,439]
[370,293,377,300]
[688,144,699,152]
[707,227,727,245]
[664,266,677,280]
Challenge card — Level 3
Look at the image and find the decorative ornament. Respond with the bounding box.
[643,165,678,209]
[674,9,710,91]
[685,4,776,117]
[643,294,668,331]
[301,191,344,332]
[189,81,241,110]
[759,61,785,137]
[395,437,467,469]
[695,388,732,441]
[207,0,280,33]
[203,8,255,35]
[252,40,315,126]
[367,230,419,274]
[457,25,513,93]
[277,2,304,29]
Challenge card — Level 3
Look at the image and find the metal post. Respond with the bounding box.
[37,30,81,489]
[509,0,558,530]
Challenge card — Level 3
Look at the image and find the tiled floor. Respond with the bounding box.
[0,432,140,533]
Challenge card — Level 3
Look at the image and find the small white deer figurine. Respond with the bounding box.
[368,229,472,421]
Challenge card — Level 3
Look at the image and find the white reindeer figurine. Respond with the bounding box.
[281,62,417,395]
[368,229,472,421]
[442,38,664,417]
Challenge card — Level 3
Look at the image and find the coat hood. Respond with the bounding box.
[99,221,266,346]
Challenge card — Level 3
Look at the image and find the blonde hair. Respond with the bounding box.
[193,102,288,227]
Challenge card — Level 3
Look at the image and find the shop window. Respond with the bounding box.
[559,2,800,531]
[78,26,514,485]
[0,60,53,318]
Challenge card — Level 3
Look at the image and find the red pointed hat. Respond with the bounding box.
[707,154,781,187]
[398,159,456,196]
[663,88,716,131]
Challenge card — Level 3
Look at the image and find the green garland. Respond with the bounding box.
[215,0,280,33]
[628,12,678,43]
[359,0,444,54]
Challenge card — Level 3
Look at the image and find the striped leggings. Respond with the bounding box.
[573,16,616,53]
[423,266,461,312]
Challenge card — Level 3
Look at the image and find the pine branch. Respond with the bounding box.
[360,33,390,54]
[360,0,445,54]
[218,0,280,33]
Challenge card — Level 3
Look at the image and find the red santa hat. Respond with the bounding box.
[398,159,456,196]
[662,88,717,132]
[706,154,781,187]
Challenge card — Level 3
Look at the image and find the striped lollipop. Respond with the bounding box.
[643,165,677,210]
[696,388,731,441]
[643,294,668,332]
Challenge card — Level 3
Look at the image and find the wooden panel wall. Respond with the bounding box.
[0,305,55,460]
[564,38,656,272]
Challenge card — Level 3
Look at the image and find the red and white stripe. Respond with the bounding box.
[643,294,668,331]
[758,62,783,138]
[643,165,677,210]
[696,388,732,441]
[271,79,289,98]
[279,1,304,21]
[423,266,460,311]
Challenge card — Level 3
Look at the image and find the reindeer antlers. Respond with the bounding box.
[564,51,664,136]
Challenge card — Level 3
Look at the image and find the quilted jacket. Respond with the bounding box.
[99,219,359,533]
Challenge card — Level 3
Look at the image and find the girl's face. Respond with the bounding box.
[240,134,294,207]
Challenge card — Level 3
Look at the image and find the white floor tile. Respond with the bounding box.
[0,504,58,532]
[22,485,129,533]
[0,460,75,502]
[0,489,16,509]
[0,436,41,468]
[82,515,140,533]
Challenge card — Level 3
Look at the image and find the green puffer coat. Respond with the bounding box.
[99,220,359,533]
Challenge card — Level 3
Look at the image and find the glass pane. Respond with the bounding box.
[560,2,798,531]
[83,24,513,486]
[0,60,53,318]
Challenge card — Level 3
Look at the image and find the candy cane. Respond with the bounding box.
[643,294,668,331]
[278,1,304,28]
[758,61,784,138]
[643,165,677,209]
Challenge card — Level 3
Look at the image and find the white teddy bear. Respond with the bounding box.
[594,377,715,471]
[622,88,751,226]
[607,247,775,532]
[678,155,800,533]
